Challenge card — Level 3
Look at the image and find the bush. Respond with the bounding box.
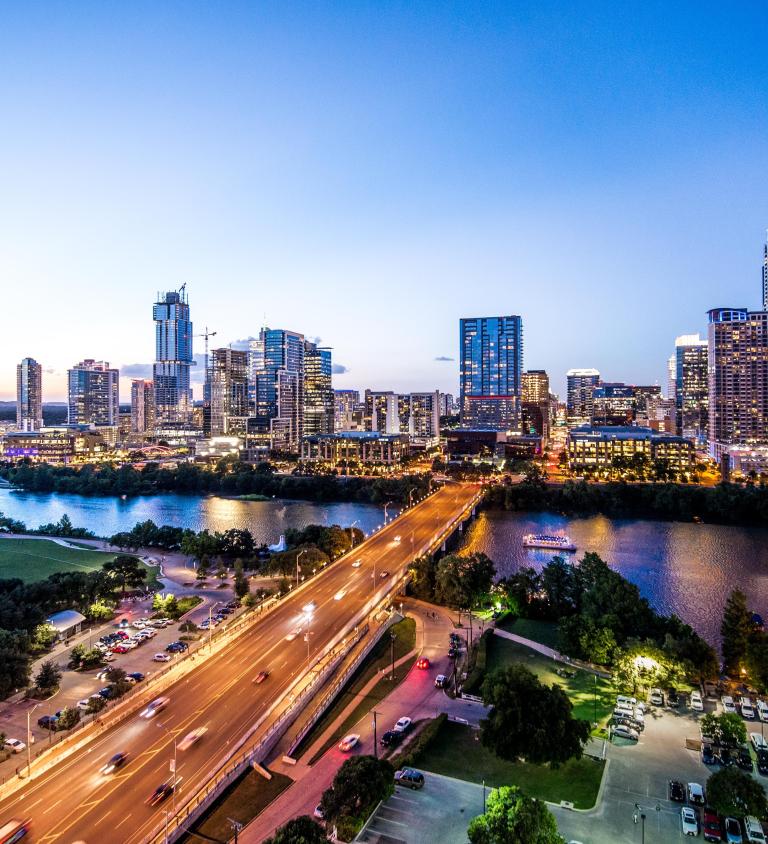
[34,659,62,695]
[463,630,493,695]
[56,707,81,731]
[86,695,106,714]
[389,714,448,770]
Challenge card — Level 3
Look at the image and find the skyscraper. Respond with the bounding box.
[153,288,194,426]
[303,343,334,436]
[460,316,523,430]
[673,334,709,444]
[763,236,768,311]
[566,369,600,426]
[334,389,360,431]
[521,370,549,404]
[409,391,441,437]
[364,390,399,434]
[130,379,155,433]
[16,357,43,432]
[67,360,119,426]
[204,348,249,437]
[708,307,768,458]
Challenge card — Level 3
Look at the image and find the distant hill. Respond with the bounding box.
[0,402,68,425]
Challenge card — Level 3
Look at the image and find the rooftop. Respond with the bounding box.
[47,609,86,631]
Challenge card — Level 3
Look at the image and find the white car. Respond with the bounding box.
[690,690,704,711]
[153,653,172,662]
[722,695,736,714]
[649,688,664,706]
[77,698,92,711]
[687,782,705,805]
[393,535,402,543]
[750,732,768,752]
[394,717,412,733]
[681,806,698,836]
[4,738,25,754]
[338,734,360,752]
[741,697,756,719]
[612,723,639,741]
[285,628,302,642]
[178,727,208,751]
[351,560,362,568]
[141,696,170,719]
[758,700,768,722]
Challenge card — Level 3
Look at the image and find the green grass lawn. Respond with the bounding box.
[486,635,615,726]
[292,617,416,762]
[181,767,292,843]
[0,538,118,583]
[495,616,560,649]
[412,720,604,809]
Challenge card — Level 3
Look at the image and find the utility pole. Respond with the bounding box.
[372,710,378,758]
[390,630,396,680]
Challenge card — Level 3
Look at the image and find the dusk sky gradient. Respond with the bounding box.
[2,2,767,401]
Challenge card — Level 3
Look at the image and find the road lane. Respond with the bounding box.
[1,483,479,843]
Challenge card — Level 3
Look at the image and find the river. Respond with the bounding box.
[2,488,767,645]
[462,510,768,647]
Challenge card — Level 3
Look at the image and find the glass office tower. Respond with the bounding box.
[153,288,194,425]
[17,357,43,431]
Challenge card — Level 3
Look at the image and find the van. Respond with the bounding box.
[744,815,766,843]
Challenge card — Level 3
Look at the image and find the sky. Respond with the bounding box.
[1,1,767,401]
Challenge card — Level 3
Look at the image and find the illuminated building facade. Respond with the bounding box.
[567,426,695,473]
[16,357,43,432]
[130,379,155,434]
[334,389,361,431]
[673,334,709,445]
[304,343,334,436]
[566,368,600,426]
[301,431,408,467]
[153,288,194,425]
[204,348,249,438]
[67,360,119,426]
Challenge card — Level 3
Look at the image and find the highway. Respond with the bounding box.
[2,483,479,844]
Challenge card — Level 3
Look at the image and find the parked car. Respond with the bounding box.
[667,687,680,708]
[165,641,188,653]
[649,688,664,706]
[394,717,412,733]
[756,749,768,774]
[724,817,742,844]
[612,723,639,741]
[702,809,723,842]
[688,782,706,806]
[313,804,324,819]
[690,690,704,711]
[750,732,768,752]
[668,780,685,802]
[153,653,172,662]
[741,697,756,719]
[701,743,716,765]
[379,730,401,748]
[4,739,25,754]
[738,746,754,771]
[38,715,58,730]
[394,768,424,789]
[681,807,699,837]
[434,674,447,689]
[127,672,145,683]
[744,815,767,843]
[716,747,736,767]
[338,734,360,752]
[722,695,737,714]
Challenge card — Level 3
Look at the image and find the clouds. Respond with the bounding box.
[120,363,153,378]
[227,336,257,352]
[434,356,454,362]
[332,363,350,374]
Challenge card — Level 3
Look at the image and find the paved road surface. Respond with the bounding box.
[0,483,478,844]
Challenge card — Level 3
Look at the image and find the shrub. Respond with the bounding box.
[389,714,448,770]
[56,707,81,731]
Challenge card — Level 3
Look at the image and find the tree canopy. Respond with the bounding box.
[320,755,393,828]
[706,767,768,818]
[467,785,564,844]
[435,553,496,611]
[263,816,327,844]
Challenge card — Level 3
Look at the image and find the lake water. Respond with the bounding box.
[462,510,768,647]
[0,488,389,547]
[2,486,766,646]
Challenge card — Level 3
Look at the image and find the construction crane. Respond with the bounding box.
[194,326,217,377]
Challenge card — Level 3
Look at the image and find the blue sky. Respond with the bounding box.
[1,1,767,400]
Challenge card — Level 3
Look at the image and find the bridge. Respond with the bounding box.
[0,482,482,843]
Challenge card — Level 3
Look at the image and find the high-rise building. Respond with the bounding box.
[520,370,551,440]
[673,334,709,445]
[591,383,635,426]
[763,237,768,311]
[460,316,523,430]
[439,393,457,417]
[364,390,399,434]
[304,343,334,436]
[67,360,119,426]
[409,391,441,437]
[334,390,360,431]
[204,348,249,438]
[566,369,600,426]
[250,328,305,452]
[130,379,155,433]
[16,357,43,432]
[708,308,768,458]
[153,288,194,426]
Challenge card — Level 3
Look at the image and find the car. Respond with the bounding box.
[146,781,175,806]
[750,732,768,752]
[111,644,129,654]
[101,752,128,774]
[253,671,269,685]
[394,768,424,789]
[702,743,716,765]
[77,698,92,711]
[313,804,324,819]
[117,619,130,628]
[4,738,25,754]
[738,746,754,771]
[667,687,680,707]
[744,816,767,843]
[226,600,240,609]
[742,697,756,719]
[758,700,768,722]
[614,716,643,734]
[416,657,430,670]
[682,806,699,836]
[668,780,686,802]
[649,688,664,706]
[688,782,706,806]
[722,695,737,714]
[97,687,115,700]
[616,695,638,709]
[338,734,360,752]
[218,607,232,615]
[393,535,401,543]
[434,674,447,689]
[127,672,145,682]
[285,628,302,642]
[102,652,117,662]
[612,723,639,741]
[702,809,723,842]
[165,641,188,653]
[141,697,170,719]
[178,727,208,751]
[716,747,736,767]
[352,559,362,568]
[757,748,768,774]
[394,717,412,733]
[379,571,389,579]
[38,715,58,729]
[115,631,129,639]
[380,730,402,748]
[691,690,704,711]
[96,668,111,681]
[153,653,172,662]
[724,817,742,843]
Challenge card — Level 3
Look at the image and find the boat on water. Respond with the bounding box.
[522,533,577,552]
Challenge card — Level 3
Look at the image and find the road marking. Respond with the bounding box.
[95,810,112,825]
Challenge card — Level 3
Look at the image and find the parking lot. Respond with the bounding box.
[356,770,485,844]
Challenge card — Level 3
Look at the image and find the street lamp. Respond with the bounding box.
[26,703,41,776]
[383,501,394,524]
[296,549,307,587]
[157,722,178,818]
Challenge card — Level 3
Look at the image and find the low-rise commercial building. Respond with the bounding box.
[0,426,105,464]
[567,426,695,474]
[301,431,409,467]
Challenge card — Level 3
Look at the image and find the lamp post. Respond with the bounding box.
[296,549,307,588]
[26,703,41,776]
[408,488,416,508]
[157,722,178,818]
[383,501,393,524]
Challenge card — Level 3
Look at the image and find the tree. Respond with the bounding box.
[435,553,496,617]
[320,755,394,825]
[706,767,768,818]
[56,706,81,731]
[745,632,768,692]
[233,559,250,600]
[263,815,327,844]
[32,623,57,651]
[468,785,564,844]
[700,712,747,748]
[87,600,113,622]
[196,555,211,582]
[0,630,32,697]
[102,555,146,599]
[721,589,752,675]
[34,659,62,694]
[479,665,590,767]
[215,559,228,581]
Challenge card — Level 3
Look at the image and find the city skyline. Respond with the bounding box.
[2,3,768,401]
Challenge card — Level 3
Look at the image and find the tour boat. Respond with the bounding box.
[522,533,577,552]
